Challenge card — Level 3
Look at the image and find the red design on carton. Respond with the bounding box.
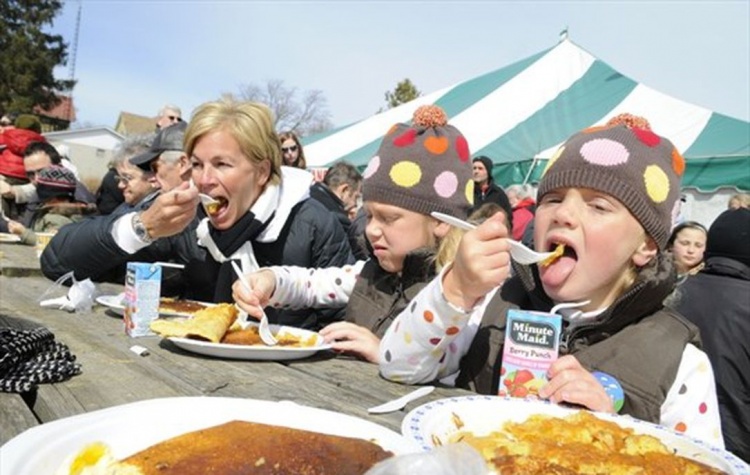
[498,309,562,398]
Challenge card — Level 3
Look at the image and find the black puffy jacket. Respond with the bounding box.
[675,257,750,462]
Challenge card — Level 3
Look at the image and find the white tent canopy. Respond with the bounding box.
[303,38,749,192]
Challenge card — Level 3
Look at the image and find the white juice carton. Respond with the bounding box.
[499,309,562,398]
[123,262,162,337]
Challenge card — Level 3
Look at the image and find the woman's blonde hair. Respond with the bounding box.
[184,98,282,185]
[728,193,750,209]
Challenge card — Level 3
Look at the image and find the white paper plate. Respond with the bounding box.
[402,395,749,474]
[0,396,417,475]
[0,233,21,243]
[168,323,333,361]
[96,294,212,318]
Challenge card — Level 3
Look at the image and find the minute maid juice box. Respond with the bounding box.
[499,309,562,398]
[124,262,162,337]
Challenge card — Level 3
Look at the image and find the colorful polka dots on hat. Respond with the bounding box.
[362,105,474,220]
[538,124,683,249]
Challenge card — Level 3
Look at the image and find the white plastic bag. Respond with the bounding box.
[364,443,489,475]
[38,271,97,313]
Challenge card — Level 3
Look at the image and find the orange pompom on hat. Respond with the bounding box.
[361,105,474,219]
[606,113,652,131]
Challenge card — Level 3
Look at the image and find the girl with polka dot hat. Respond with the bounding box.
[232,105,475,363]
[379,124,724,447]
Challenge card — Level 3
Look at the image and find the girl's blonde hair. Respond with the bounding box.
[434,203,511,271]
[184,98,282,186]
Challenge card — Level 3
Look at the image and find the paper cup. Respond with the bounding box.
[35,232,56,258]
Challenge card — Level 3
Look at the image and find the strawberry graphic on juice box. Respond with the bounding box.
[499,309,562,398]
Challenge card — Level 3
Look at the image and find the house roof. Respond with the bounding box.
[115,111,157,136]
[34,95,77,123]
[44,126,124,151]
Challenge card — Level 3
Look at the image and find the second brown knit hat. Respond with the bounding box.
[538,124,685,250]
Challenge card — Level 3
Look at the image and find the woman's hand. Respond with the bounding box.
[231,269,276,320]
[538,355,615,413]
[140,182,199,239]
[442,212,511,310]
[319,322,380,363]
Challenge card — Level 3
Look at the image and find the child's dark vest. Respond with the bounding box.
[456,259,701,423]
[345,248,436,338]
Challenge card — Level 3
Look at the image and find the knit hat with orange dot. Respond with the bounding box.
[538,124,685,250]
[362,105,474,220]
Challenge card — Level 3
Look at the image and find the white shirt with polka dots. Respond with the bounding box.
[379,267,724,448]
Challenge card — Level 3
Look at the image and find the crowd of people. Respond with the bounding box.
[1,103,748,463]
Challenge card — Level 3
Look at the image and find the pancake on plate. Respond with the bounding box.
[221,326,318,347]
[150,303,237,343]
[451,410,724,474]
[60,420,392,475]
[157,298,209,315]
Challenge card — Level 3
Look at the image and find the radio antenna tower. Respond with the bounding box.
[65,2,82,124]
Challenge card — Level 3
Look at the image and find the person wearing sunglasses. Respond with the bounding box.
[4,165,97,246]
[277,131,306,169]
[2,141,96,223]
[155,104,183,130]
[0,113,45,218]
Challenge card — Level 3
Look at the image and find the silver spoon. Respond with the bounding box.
[230,261,278,346]
[431,212,557,265]
[189,179,221,214]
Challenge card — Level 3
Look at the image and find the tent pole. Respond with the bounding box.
[523,156,539,185]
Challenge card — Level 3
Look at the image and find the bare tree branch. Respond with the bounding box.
[233,79,332,137]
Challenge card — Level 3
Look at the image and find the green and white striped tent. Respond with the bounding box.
[303,38,749,192]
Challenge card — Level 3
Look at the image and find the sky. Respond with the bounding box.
[48,0,750,130]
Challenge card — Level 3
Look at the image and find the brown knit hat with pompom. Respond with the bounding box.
[538,124,684,249]
[362,105,474,219]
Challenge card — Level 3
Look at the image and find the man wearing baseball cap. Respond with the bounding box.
[130,121,191,192]
[41,120,199,287]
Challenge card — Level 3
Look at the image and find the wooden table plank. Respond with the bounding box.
[0,242,42,277]
[0,393,38,445]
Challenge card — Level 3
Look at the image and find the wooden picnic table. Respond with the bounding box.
[0,241,472,447]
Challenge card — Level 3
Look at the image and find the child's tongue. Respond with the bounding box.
[540,255,577,288]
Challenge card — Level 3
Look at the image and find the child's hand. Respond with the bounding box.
[7,220,25,235]
[538,355,615,413]
[319,322,380,363]
[231,269,276,320]
[443,212,511,309]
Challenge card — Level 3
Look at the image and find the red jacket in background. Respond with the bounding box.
[0,128,46,179]
[511,197,535,241]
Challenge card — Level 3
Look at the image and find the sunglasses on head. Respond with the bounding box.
[281,145,298,153]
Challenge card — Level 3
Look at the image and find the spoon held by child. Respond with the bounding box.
[430,212,559,266]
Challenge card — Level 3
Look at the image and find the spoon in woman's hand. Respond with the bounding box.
[190,179,221,215]
[431,212,560,266]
